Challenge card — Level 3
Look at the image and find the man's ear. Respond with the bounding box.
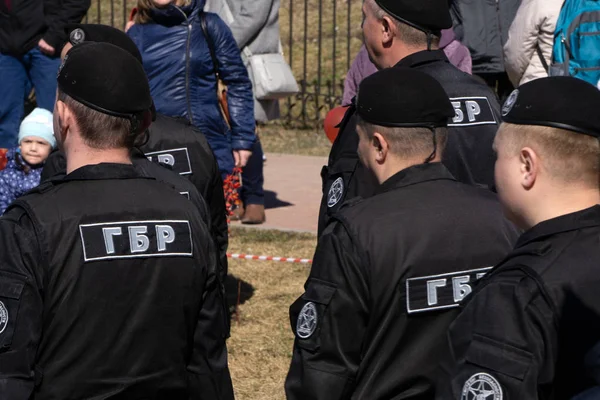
[56,100,74,142]
[520,147,539,190]
[373,132,390,164]
[381,15,395,47]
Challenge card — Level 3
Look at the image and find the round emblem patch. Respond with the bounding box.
[461,373,503,400]
[327,177,344,208]
[501,89,519,117]
[69,28,86,45]
[296,302,318,339]
[0,301,8,334]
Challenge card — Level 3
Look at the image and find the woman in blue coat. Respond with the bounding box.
[127,0,256,180]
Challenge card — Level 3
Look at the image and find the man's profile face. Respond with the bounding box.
[357,124,375,171]
[362,2,383,69]
[493,126,526,227]
[60,42,73,60]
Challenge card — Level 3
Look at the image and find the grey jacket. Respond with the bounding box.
[205,0,282,121]
[451,0,522,75]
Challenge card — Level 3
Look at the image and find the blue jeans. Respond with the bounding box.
[241,139,265,206]
[0,48,61,148]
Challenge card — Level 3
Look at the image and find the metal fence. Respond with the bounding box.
[86,0,363,128]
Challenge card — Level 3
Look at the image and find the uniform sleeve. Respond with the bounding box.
[437,271,556,400]
[285,220,370,400]
[42,0,91,52]
[187,221,233,400]
[208,15,256,151]
[0,208,45,399]
[226,0,273,49]
[504,0,542,86]
[207,164,229,282]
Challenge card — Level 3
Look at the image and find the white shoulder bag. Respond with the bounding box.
[243,44,300,100]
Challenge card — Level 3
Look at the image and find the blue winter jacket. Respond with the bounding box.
[128,0,256,176]
[0,148,43,214]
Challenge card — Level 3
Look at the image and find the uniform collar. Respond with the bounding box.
[394,49,449,70]
[62,163,154,182]
[516,205,600,248]
[375,162,455,195]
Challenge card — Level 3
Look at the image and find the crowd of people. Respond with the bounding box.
[1,0,600,398]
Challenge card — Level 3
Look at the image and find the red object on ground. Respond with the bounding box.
[223,167,243,225]
[324,106,349,144]
[0,148,8,171]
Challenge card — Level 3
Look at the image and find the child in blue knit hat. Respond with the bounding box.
[0,108,56,214]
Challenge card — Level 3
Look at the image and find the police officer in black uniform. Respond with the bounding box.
[438,77,600,400]
[285,68,518,399]
[318,0,501,236]
[0,42,231,399]
[41,24,229,284]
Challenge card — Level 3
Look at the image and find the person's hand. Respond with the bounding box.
[38,39,55,56]
[233,150,252,167]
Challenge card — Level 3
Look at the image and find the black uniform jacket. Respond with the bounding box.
[318,50,501,236]
[438,206,600,400]
[41,114,229,282]
[286,163,519,400]
[0,163,231,400]
[0,0,90,55]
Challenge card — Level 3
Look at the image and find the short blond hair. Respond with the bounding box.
[497,122,600,186]
[357,116,447,159]
[365,0,440,48]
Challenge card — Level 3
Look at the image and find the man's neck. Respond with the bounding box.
[376,156,441,185]
[381,44,437,69]
[524,187,600,229]
[65,146,132,174]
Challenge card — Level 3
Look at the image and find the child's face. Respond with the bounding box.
[20,137,52,165]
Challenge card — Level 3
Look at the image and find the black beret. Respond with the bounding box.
[375,0,452,33]
[58,42,153,119]
[356,67,455,128]
[502,77,600,138]
[65,23,143,64]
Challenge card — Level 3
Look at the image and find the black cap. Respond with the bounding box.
[63,24,156,122]
[65,24,143,64]
[375,0,452,33]
[356,67,455,128]
[502,77,600,138]
[58,42,153,122]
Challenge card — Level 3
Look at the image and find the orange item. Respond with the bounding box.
[324,106,349,144]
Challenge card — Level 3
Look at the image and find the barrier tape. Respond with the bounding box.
[228,253,312,264]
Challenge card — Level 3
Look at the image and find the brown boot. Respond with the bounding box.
[241,204,266,225]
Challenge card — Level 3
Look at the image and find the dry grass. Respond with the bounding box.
[259,124,332,157]
[226,227,315,400]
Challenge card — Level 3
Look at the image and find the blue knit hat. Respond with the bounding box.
[19,108,56,148]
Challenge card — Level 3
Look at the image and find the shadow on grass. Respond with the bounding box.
[225,274,255,323]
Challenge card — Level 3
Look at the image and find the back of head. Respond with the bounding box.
[356,67,454,162]
[363,0,452,61]
[499,77,600,188]
[56,42,153,150]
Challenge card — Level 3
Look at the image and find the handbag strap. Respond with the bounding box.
[537,44,550,73]
[200,12,221,80]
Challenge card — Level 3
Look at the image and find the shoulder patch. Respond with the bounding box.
[405,267,492,314]
[145,148,192,175]
[0,301,7,334]
[79,220,193,262]
[327,177,345,208]
[449,97,497,127]
[462,373,503,400]
[296,302,318,339]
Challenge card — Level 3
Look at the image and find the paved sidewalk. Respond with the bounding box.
[230,153,326,234]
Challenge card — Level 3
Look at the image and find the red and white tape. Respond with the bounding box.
[228,253,312,264]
